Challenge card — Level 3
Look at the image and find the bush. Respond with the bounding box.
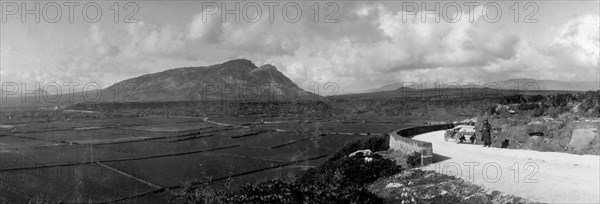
[406,152,422,168]
[481,105,496,116]
[547,106,570,118]
[533,108,545,117]
[176,169,385,204]
[518,103,539,111]
[501,95,526,104]
[232,179,302,203]
[181,155,398,203]
[549,93,574,107]
[527,94,546,103]
[301,154,401,187]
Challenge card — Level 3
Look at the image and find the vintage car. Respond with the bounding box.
[444,125,477,144]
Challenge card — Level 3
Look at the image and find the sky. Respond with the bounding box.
[1,1,599,94]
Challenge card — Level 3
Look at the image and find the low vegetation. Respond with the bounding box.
[497,91,600,118]
[175,135,401,203]
[369,169,540,204]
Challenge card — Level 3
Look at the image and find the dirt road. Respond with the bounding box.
[413,130,600,203]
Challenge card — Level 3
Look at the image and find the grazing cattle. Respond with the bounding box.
[529,132,544,137]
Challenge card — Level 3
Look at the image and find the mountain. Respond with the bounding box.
[493,78,598,91]
[0,59,319,109]
[105,59,317,102]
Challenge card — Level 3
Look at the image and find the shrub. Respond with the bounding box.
[406,152,422,168]
[501,95,526,104]
[549,93,574,107]
[532,108,545,117]
[301,154,401,187]
[527,94,546,103]
[518,103,539,111]
[547,106,570,118]
[484,105,496,116]
[232,178,302,203]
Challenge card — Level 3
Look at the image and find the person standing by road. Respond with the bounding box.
[481,119,492,147]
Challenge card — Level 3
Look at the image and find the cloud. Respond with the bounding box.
[266,8,598,92]
[479,14,600,82]
[88,25,120,57]
[252,5,522,92]
[2,2,598,93]
[552,14,599,67]
[373,6,520,70]
[124,22,187,57]
[186,9,223,43]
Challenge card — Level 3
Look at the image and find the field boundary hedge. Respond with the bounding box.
[389,124,455,165]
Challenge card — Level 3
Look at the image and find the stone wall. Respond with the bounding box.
[389,124,455,165]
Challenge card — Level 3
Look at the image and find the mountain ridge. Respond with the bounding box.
[106,59,317,102]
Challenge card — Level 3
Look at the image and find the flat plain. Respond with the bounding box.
[0,112,409,203]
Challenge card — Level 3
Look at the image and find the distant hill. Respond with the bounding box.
[107,59,317,102]
[330,87,581,100]
[493,78,598,92]
[367,83,416,93]
[337,77,598,100]
[0,88,48,98]
[361,78,598,94]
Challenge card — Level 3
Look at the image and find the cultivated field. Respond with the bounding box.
[0,110,410,203]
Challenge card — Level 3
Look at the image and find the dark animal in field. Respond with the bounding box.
[528,132,544,137]
[501,139,509,148]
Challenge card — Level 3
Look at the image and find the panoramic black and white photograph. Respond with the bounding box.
[0,0,599,203]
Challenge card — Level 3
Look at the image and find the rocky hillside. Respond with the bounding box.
[369,169,540,204]
[106,59,317,102]
[483,115,599,155]
[478,91,600,154]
